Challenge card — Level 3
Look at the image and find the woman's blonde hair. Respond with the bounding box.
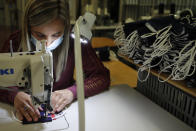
[20,0,70,81]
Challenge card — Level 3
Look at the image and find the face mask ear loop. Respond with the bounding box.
[118,30,140,58]
[158,62,175,82]
[127,31,141,58]
[172,41,196,80]
[143,25,172,67]
[159,40,196,82]
[137,65,151,82]
[138,26,172,82]
[114,24,125,47]
[114,25,141,60]
[150,25,172,62]
[115,27,141,61]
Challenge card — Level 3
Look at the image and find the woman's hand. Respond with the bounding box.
[51,89,74,113]
[14,92,40,122]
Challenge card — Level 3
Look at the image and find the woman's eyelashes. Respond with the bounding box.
[52,34,60,38]
[52,32,62,38]
[35,33,46,39]
[33,31,62,40]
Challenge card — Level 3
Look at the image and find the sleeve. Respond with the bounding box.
[67,43,111,99]
[0,87,19,105]
[0,31,21,105]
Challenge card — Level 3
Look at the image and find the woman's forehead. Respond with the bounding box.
[31,18,64,35]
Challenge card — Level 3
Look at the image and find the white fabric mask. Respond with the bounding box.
[31,35,64,51]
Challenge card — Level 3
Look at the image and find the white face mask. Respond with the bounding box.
[31,35,64,51]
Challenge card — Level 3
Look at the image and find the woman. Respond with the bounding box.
[0,0,110,122]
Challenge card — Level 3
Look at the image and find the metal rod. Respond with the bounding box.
[10,40,13,57]
[74,16,85,131]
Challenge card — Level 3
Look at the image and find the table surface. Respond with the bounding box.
[0,84,194,131]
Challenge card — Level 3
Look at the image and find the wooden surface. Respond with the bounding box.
[91,37,115,48]
[103,59,138,88]
[118,53,196,97]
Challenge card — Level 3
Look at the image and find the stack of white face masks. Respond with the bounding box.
[31,35,64,51]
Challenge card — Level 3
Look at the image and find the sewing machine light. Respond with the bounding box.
[71,12,96,44]
[71,33,88,44]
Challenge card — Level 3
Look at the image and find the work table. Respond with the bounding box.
[0,85,193,131]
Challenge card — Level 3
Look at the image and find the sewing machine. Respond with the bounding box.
[0,40,54,122]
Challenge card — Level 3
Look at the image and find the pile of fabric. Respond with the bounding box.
[114,9,196,87]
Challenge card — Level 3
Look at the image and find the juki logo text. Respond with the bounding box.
[0,68,14,75]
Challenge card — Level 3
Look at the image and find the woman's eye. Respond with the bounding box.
[36,34,45,38]
[52,34,60,37]
[52,32,62,37]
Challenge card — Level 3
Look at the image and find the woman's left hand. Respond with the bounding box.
[51,89,74,113]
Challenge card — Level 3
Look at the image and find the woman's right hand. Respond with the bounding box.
[14,92,40,122]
